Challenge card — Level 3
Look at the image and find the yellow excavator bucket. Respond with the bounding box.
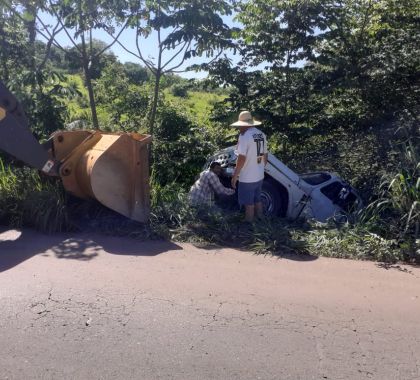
[50,130,151,223]
[0,81,151,223]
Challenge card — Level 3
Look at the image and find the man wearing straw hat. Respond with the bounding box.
[231,110,268,222]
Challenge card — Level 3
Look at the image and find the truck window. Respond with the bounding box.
[300,172,331,185]
[320,181,358,213]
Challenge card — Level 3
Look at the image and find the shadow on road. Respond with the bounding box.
[376,262,419,275]
[279,252,318,262]
[0,227,182,273]
[191,242,318,262]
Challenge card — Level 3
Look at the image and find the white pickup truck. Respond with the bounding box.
[208,147,362,222]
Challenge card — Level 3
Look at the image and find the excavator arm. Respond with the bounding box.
[0,82,58,174]
[0,81,151,223]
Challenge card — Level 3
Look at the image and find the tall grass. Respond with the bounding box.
[0,159,70,233]
[147,178,418,263]
[149,183,306,254]
[367,139,419,259]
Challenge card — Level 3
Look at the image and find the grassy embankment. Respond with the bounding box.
[1,74,417,264]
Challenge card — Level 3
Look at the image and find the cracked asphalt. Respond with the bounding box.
[0,228,419,380]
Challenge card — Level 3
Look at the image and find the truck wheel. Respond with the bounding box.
[261,180,284,216]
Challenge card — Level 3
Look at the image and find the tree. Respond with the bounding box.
[0,1,28,83]
[108,0,235,139]
[39,0,130,128]
[204,0,419,198]
[123,62,151,85]
[65,39,118,79]
[208,0,419,129]
[94,61,150,131]
[0,1,77,138]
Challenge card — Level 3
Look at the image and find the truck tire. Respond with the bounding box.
[261,179,285,216]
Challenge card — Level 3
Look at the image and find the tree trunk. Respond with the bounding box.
[81,33,99,129]
[147,69,161,165]
[148,69,161,137]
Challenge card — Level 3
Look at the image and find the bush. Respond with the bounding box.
[294,222,402,263]
[0,161,71,233]
[364,126,419,260]
[171,83,189,98]
[152,104,215,188]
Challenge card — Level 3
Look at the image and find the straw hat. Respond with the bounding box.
[230,110,262,127]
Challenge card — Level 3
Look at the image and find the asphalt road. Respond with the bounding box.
[0,227,419,380]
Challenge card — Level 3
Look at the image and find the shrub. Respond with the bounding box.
[171,83,189,98]
[0,160,71,233]
[152,104,215,188]
[293,222,402,263]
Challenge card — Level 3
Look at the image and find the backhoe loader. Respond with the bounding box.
[0,81,151,223]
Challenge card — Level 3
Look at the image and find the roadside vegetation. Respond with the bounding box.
[0,0,418,263]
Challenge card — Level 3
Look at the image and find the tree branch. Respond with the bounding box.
[201,49,223,66]
[161,26,181,51]
[37,21,64,70]
[165,41,192,72]
[357,0,373,49]
[112,38,141,59]
[161,40,189,70]
[94,20,130,59]
[135,21,155,72]
[6,5,68,61]
[162,38,185,52]
[48,0,83,54]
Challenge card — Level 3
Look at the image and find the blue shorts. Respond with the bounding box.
[238,180,263,206]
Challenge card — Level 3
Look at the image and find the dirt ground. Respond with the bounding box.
[0,227,419,380]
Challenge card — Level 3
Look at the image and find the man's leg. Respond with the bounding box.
[239,182,258,222]
[254,180,264,219]
[255,202,263,219]
[245,205,255,222]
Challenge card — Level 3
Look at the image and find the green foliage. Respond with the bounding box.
[123,62,151,85]
[0,0,418,265]
[119,0,236,134]
[171,83,189,98]
[6,69,77,139]
[295,223,401,263]
[364,119,419,255]
[64,40,118,79]
[0,4,28,83]
[206,0,419,192]
[152,104,215,188]
[94,62,150,131]
[0,161,70,233]
[148,184,411,263]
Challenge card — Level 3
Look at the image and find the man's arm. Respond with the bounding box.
[231,154,246,189]
[208,172,235,195]
[232,132,249,189]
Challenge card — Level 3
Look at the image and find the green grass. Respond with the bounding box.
[164,89,225,124]
[0,160,71,232]
[0,163,416,263]
[62,74,223,128]
[147,184,415,263]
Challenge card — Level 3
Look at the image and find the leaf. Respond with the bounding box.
[21,11,35,22]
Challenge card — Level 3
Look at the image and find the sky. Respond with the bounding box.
[37,11,241,79]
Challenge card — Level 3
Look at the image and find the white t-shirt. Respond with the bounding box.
[236,127,268,183]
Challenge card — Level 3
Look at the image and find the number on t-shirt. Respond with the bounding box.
[254,137,264,163]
